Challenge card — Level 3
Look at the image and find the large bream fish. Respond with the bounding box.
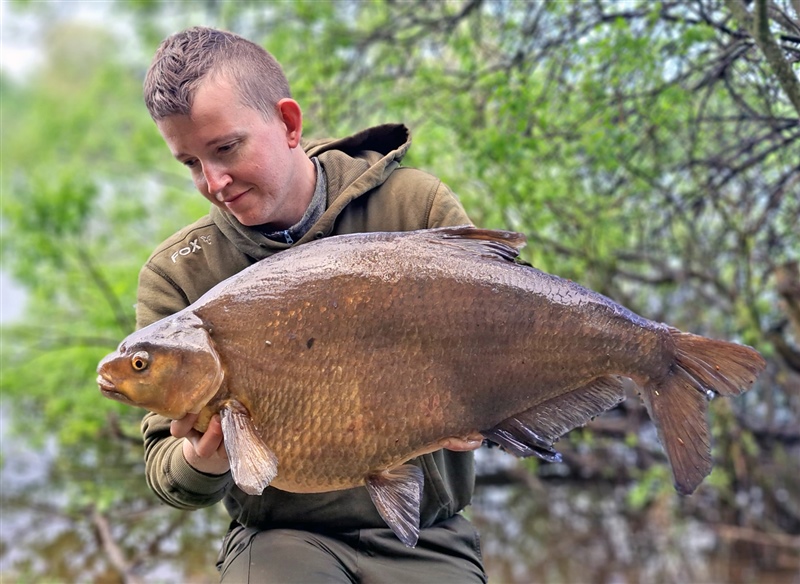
[97,227,765,546]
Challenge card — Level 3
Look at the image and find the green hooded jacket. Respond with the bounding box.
[139,124,476,532]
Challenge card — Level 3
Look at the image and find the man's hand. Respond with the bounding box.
[439,434,484,452]
[171,413,231,475]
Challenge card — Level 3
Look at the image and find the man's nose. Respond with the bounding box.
[203,164,233,196]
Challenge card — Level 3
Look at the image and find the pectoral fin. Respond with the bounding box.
[365,464,424,548]
[219,400,278,496]
[482,375,626,461]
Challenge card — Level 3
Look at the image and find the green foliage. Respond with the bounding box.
[626,464,673,511]
[0,16,205,443]
[705,463,733,491]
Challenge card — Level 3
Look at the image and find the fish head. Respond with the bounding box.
[96,312,224,419]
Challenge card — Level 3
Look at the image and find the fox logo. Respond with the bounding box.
[171,236,212,263]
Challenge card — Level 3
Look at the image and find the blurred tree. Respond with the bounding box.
[1,15,227,584]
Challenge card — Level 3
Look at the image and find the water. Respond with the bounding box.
[1,429,798,583]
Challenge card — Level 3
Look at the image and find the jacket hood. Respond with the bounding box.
[304,123,411,160]
[211,124,412,259]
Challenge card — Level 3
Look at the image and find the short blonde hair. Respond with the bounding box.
[144,26,291,120]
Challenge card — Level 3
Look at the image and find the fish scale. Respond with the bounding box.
[97,226,765,547]
[225,263,613,482]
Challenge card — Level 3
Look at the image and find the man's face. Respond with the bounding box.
[157,76,306,228]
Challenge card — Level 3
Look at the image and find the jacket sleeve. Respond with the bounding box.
[141,412,233,509]
[137,262,234,510]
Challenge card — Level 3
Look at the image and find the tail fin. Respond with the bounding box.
[641,328,765,495]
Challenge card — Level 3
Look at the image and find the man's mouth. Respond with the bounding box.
[218,189,251,205]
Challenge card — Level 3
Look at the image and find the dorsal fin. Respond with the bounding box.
[431,226,526,263]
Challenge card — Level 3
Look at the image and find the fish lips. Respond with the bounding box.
[96,375,136,406]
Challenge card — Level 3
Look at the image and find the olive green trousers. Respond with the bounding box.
[216,514,487,583]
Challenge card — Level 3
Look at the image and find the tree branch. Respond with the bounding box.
[90,506,145,584]
[76,247,136,333]
[725,0,800,117]
[776,261,800,342]
[715,523,800,549]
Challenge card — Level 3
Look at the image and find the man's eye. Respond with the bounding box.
[183,159,198,168]
[218,142,237,154]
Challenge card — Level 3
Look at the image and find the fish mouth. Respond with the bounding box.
[96,375,135,405]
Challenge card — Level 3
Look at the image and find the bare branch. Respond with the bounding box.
[90,506,145,584]
[76,247,135,333]
[725,0,800,116]
[715,523,800,549]
[776,261,800,340]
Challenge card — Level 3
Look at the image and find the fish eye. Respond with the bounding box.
[131,351,150,372]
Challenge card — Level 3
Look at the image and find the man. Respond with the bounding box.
[138,26,486,583]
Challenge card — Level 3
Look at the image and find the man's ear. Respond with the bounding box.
[277,98,303,148]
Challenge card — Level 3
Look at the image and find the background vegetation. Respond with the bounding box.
[2,1,798,582]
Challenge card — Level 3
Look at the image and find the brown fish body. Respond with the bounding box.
[97,226,765,545]
[188,230,662,491]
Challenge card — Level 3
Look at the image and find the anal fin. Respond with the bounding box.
[220,400,279,496]
[483,419,563,462]
[365,464,424,548]
[482,375,626,462]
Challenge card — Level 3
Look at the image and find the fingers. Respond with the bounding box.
[439,434,484,452]
[178,414,231,475]
[170,412,200,438]
[192,414,226,459]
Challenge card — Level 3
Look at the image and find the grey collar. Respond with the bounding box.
[263,157,327,244]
